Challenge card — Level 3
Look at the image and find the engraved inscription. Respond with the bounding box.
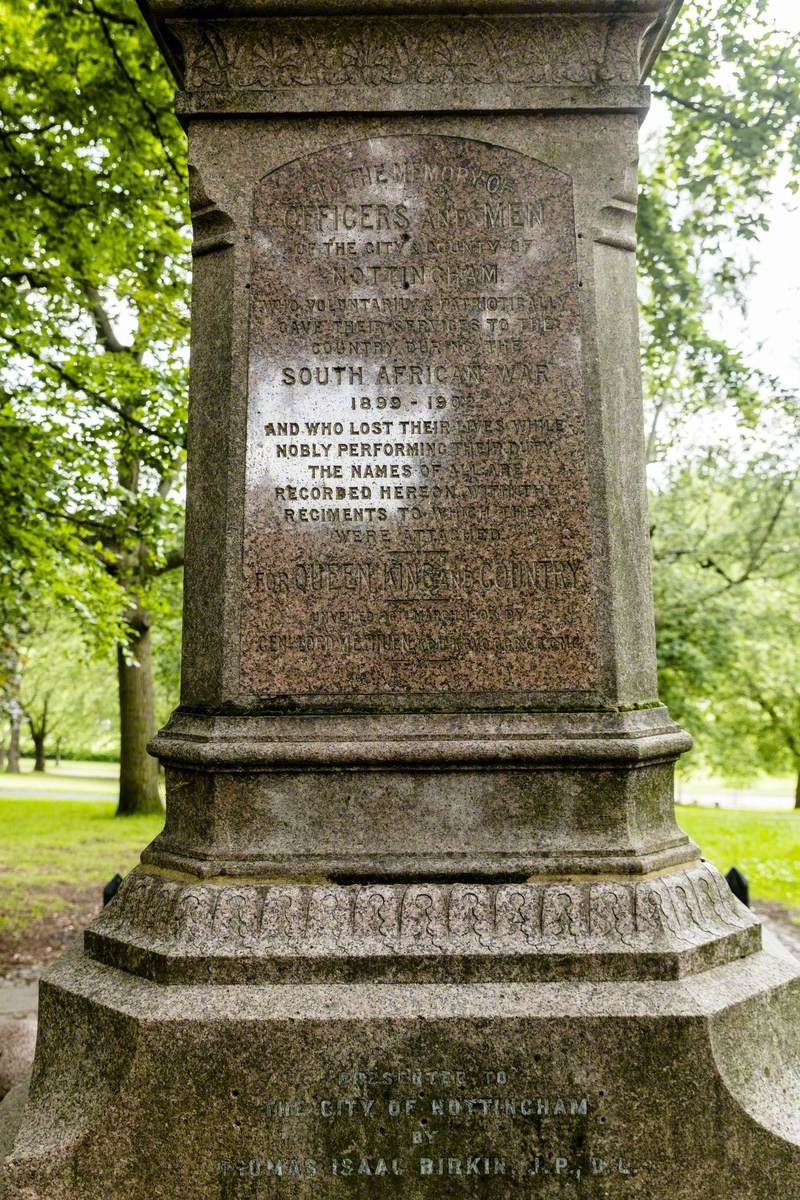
[216,1065,636,1191]
[242,135,597,695]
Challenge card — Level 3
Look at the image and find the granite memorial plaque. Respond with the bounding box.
[242,135,596,696]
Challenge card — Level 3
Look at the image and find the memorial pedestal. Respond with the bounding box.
[6,947,800,1199]
[4,1,800,1196]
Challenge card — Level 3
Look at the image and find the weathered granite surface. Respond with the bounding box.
[145,709,695,880]
[242,135,594,697]
[174,105,657,715]
[5,947,800,1198]
[4,0,800,1196]
[85,859,761,983]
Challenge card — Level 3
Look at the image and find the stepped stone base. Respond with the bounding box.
[145,708,695,881]
[4,944,800,1199]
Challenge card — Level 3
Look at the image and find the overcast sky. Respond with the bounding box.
[712,0,799,391]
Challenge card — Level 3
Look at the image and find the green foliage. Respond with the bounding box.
[0,398,125,701]
[641,0,800,788]
[651,0,799,239]
[0,0,189,800]
[651,452,800,784]
[705,591,800,786]
[12,597,184,761]
[640,0,800,453]
[16,613,120,759]
[0,0,189,626]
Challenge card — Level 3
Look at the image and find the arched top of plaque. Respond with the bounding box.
[254,134,573,189]
[241,134,598,706]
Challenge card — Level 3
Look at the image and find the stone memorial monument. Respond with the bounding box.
[4,0,800,1196]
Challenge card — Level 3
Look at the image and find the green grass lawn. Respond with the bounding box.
[677,805,800,910]
[0,796,163,936]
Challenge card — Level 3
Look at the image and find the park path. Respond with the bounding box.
[0,974,38,1022]
[0,761,118,803]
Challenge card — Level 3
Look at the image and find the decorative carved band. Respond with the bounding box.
[93,863,755,960]
[172,16,648,94]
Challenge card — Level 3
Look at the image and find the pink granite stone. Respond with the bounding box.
[242,135,596,698]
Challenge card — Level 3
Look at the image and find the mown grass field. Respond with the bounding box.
[0,797,163,938]
[677,805,800,911]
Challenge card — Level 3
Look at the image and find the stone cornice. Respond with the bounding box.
[138,1,682,96]
[149,706,692,769]
[639,0,682,78]
[145,0,676,14]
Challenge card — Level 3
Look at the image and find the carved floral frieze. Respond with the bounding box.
[172,16,646,93]
[94,863,755,958]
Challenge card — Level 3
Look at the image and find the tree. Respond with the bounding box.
[721,596,800,807]
[651,455,800,760]
[0,396,127,774]
[658,564,800,807]
[641,0,800,447]
[25,701,49,771]
[638,0,800,787]
[639,0,799,479]
[2,679,23,774]
[15,613,108,769]
[1,0,189,812]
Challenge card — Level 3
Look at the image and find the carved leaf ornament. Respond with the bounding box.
[175,17,642,92]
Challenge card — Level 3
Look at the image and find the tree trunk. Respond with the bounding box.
[31,730,46,772]
[6,710,21,773]
[27,700,48,772]
[116,610,163,816]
